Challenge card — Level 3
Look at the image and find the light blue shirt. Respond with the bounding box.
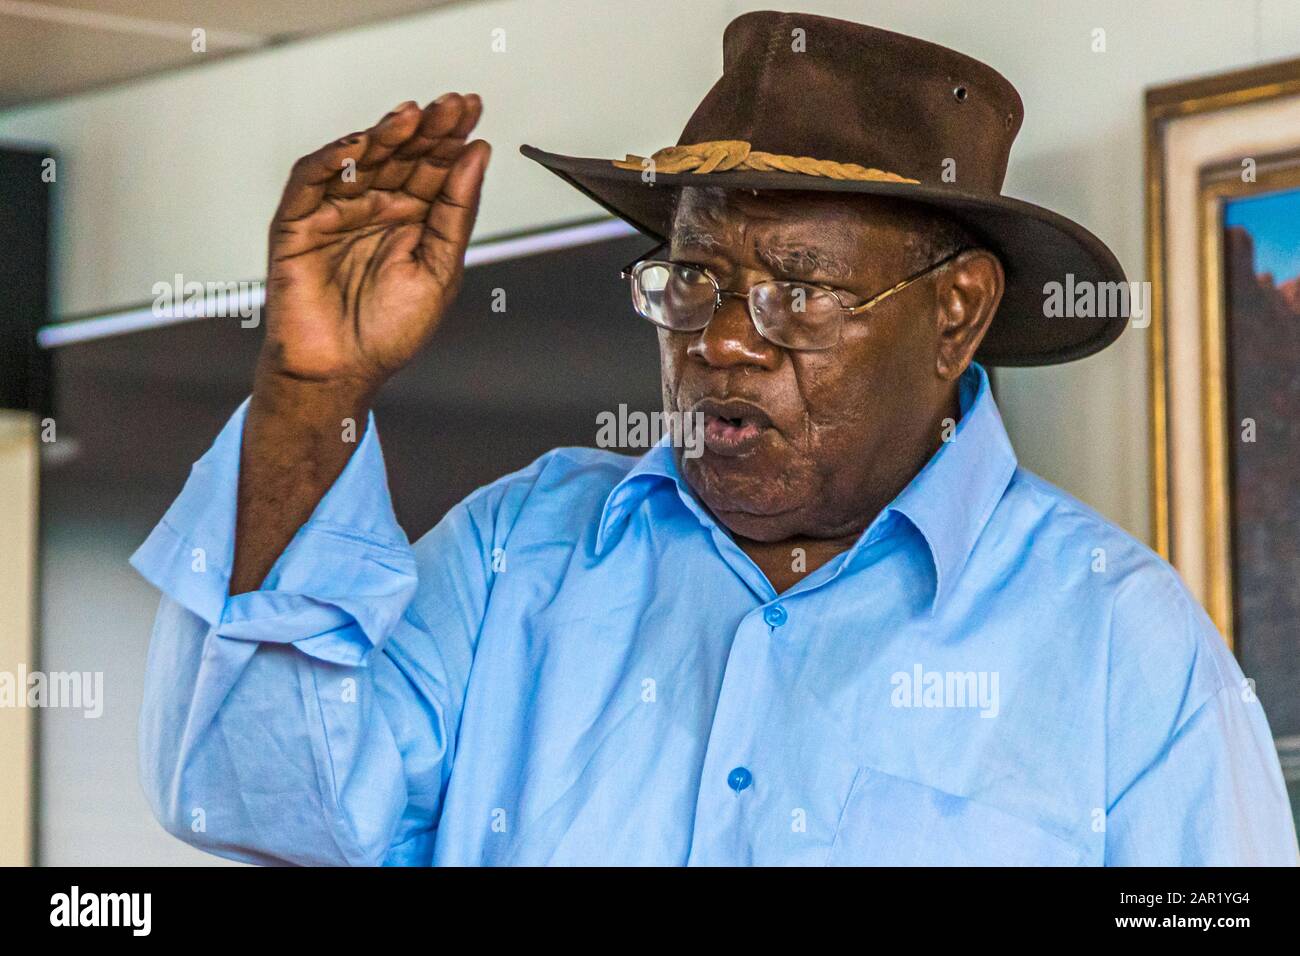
[131,365,1298,866]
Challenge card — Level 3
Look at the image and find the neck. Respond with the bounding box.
[734,531,863,594]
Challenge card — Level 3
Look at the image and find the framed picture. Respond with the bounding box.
[1198,153,1300,647]
[1146,60,1300,817]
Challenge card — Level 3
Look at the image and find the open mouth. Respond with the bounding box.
[692,398,775,457]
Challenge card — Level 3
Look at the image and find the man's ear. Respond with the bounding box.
[933,249,1004,380]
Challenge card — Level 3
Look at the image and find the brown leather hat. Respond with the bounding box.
[521,10,1129,366]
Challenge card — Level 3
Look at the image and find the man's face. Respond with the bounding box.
[660,187,965,543]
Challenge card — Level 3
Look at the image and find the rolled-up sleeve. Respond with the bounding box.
[131,399,479,866]
[132,397,417,664]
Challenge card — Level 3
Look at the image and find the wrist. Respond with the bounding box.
[243,362,377,487]
[251,359,379,419]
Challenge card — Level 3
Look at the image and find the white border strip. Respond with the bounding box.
[37,218,640,349]
[463,218,636,268]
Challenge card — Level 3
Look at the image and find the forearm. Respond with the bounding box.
[230,362,377,594]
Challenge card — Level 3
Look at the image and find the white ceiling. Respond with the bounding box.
[0,0,461,108]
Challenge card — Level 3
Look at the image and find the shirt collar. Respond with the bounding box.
[882,363,1018,609]
[595,436,684,556]
[596,363,1017,608]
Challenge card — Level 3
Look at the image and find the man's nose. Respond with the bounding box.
[686,295,782,370]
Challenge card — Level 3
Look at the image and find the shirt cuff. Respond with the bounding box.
[130,397,418,666]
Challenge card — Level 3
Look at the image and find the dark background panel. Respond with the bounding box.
[42,230,663,538]
[0,145,54,416]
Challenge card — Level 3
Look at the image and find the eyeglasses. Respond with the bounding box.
[621,247,965,351]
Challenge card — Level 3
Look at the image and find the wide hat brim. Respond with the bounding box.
[520,144,1128,367]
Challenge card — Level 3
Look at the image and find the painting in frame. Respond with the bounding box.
[1146,59,1300,825]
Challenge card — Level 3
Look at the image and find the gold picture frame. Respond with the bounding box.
[1196,153,1300,647]
[1145,58,1300,649]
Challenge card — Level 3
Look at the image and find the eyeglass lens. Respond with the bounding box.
[630,261,843,350]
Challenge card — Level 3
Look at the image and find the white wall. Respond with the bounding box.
[37,504,241,865]
[0,0,720,316]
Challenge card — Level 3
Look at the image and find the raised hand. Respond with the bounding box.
[262,93,491,388]
[231,94,489,595]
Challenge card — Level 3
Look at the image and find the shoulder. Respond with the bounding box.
[997,466,1242,764]
[997,466,1165,577]
[414,445,641,557]
[988,466,1197,633]
[468,444,640,521]
[1004,465,1231,667]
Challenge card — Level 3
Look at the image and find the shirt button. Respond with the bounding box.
[727,767,753,792]
[763,604,788,628]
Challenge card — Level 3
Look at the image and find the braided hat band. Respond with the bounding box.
[610,139,919,183]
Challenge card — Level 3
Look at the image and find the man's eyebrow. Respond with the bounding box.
[755,240,852,281]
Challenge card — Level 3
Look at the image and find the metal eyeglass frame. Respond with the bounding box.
[620,245,967,350]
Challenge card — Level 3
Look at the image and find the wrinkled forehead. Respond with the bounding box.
[669,186,902,278]
[671,185,852,234]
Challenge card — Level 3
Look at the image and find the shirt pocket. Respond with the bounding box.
[826,767,1084,866]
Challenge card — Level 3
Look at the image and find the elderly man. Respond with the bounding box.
[133,13,1296,865]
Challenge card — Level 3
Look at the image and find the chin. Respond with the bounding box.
[680,453,807,539]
